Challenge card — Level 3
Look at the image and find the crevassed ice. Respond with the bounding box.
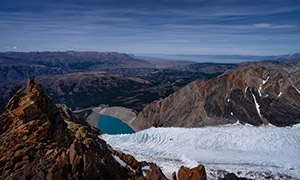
[102,124,300,179]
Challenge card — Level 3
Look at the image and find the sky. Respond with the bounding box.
[0,0,300,55]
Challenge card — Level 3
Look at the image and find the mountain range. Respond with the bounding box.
[0,51,153,84]
[1,51,299,179]
[0,55,237,114]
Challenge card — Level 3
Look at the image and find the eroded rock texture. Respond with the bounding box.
[0,77,167,180]
[134,61,300,130]
[172,165,206,180]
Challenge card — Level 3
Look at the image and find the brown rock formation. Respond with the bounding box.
[172,165,206,180]
[0,77,167,180]
[133,62,300,130]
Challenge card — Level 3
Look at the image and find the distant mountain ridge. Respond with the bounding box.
[133,60,300,130]
[137,52,300,62]
[0,51,151,68]
[0,51,153,84]
[177,52,300,61]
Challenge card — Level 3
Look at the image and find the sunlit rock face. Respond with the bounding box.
[0,77,168,180]
[134,61,300,130]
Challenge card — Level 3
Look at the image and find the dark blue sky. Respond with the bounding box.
[1,0,299,55]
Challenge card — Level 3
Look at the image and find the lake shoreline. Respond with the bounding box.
[84,105,138,132]
[98,115,135,134]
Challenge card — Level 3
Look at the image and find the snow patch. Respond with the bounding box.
[294,86,300,94]
[112,155,135,172]
[231,112,233,115]
[227,99,230,102]
[113,155,126,166]
[278,92,282,97]
[258,86,262,96]
[102,125,300,179]
[142,166,151,171]
[251,93,262,117]
[262,76,270,85]
[258,76,270,97]
[245,86,248,93]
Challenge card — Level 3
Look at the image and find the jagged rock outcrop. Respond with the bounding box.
[133,61,300,130]
[172,165,206,180]
[0,77,167,180]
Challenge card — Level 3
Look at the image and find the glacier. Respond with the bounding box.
[101,123,300,179]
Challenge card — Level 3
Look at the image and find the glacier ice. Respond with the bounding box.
[101,123,300,179]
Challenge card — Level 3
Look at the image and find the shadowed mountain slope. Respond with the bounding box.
[133,61,300,130]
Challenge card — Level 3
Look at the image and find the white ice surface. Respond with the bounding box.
[102,124,300,179]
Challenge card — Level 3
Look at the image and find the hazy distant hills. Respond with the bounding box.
[1,51,299,84]
[177,52,300,61]
[0,51,153,84]
[138,52,300,63]
[0,51,152,68]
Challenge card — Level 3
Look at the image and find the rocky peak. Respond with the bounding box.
[0,77,169,180]
[3,76,67,140]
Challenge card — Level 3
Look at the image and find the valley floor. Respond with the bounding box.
[101,123,300,179]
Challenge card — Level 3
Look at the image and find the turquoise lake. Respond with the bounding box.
[195,78,207,81]
[98,115,135,134]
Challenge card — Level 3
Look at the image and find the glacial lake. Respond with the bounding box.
[98,115,135,134]
[195,78,207,81]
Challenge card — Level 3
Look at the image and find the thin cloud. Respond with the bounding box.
[253,23,298,29]
[0,0,299,55]
[253,23,272,28]
[5,46,17,49]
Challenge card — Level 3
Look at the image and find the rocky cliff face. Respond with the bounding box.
[0,77,168,180]
[133,61,300,130]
